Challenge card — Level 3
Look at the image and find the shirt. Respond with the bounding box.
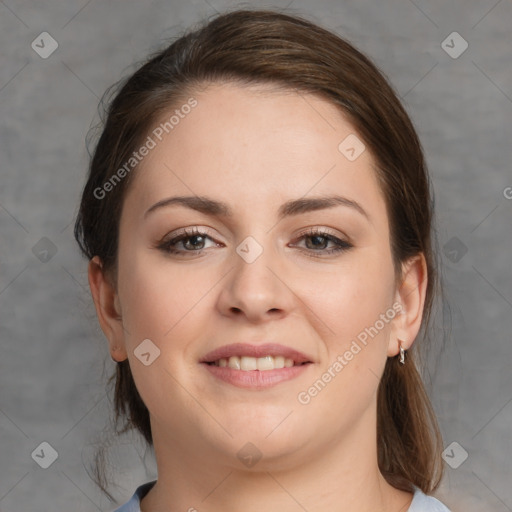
[112,480,452,511]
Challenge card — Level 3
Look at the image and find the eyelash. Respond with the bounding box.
[156,227,353,258]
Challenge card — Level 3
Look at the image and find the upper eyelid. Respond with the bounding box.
[164,226,347,241]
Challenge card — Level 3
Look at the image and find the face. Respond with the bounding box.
[99,82,416,470]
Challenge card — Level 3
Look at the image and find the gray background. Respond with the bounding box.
[1,0,511,510]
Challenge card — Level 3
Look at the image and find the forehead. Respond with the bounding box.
[122,81,386,225]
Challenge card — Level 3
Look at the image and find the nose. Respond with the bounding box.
[216,237,295,324]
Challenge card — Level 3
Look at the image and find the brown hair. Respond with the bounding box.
[74,7,444,500]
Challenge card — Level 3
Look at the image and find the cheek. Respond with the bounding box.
[295,263,395,432]
[118,242,187,332]
[116,252,209,423]
[300,251,396,346]
[117,247,217,365]
[296,249,396,410]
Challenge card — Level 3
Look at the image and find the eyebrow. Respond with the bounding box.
[144,194,369,221]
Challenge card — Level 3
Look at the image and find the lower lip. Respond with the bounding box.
[201,362,312,389]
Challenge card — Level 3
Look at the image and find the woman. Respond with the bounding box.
[74,8,452,512]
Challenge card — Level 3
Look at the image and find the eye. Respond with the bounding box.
[156,226,353,258]
[156,227,220,255]
[291,228,353,257]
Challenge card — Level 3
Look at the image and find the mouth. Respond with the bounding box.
[199,343,314,389]
[200,342,314,366]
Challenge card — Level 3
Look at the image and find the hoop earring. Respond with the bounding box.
[399,343,406,365]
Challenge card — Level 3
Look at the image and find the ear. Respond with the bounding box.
[387,253,428,357]
[88,256,128,362]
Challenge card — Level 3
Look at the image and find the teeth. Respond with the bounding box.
[213,355,299,370]
[227,356,241,370]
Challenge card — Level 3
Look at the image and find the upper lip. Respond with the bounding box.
[200,343,313,364]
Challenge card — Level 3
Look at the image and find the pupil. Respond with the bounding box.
[186,235,204,249]
[307,235,327,249]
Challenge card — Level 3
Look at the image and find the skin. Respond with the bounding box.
[89,81,427,512]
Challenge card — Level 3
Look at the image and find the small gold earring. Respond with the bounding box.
[399,343,406,365]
